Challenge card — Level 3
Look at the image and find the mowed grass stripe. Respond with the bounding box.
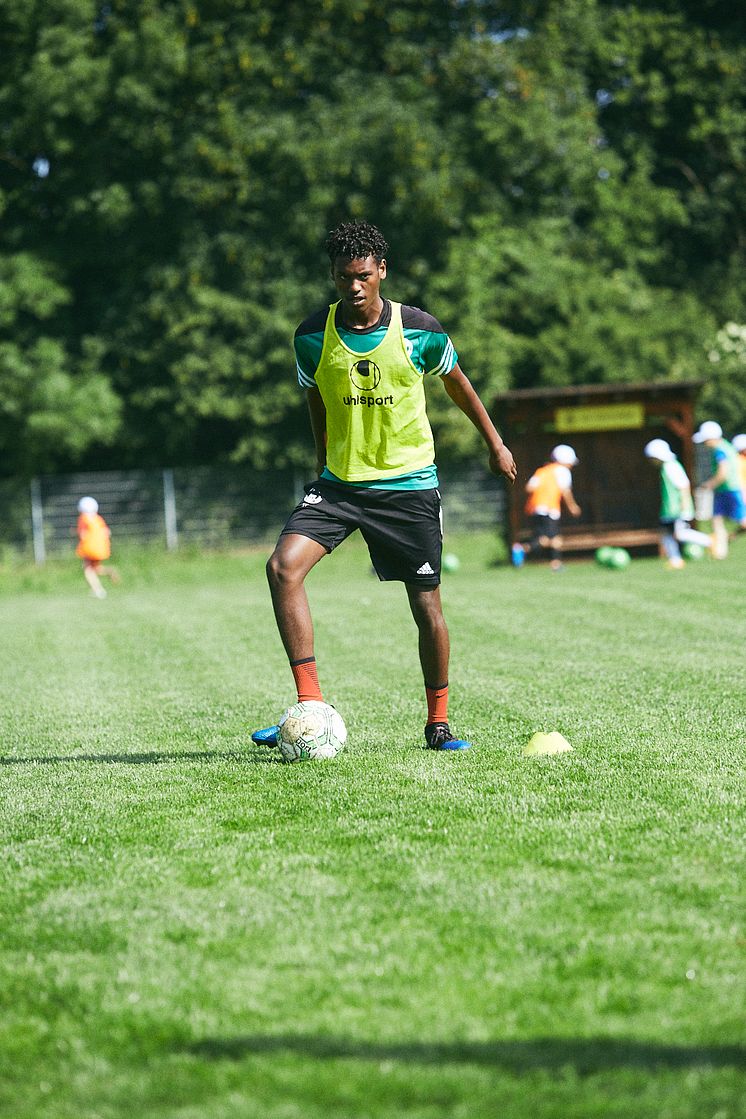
[0,539,744,1118]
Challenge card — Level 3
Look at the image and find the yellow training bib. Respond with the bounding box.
[315,301,436,482]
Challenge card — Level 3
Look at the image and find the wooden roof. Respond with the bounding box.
[493,380,704,404]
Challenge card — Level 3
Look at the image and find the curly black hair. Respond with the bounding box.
[325,220,388,265]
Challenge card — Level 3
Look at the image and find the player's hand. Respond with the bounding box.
[489,444,517,484]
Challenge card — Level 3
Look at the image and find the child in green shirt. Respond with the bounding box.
[644,439,713,568]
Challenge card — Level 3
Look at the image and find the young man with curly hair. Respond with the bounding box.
[253,220,516,751]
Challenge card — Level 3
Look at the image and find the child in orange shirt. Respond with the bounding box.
[76,497,119,598]
[511,444,582,571]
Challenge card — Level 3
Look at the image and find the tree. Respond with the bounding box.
[0,253,120,475]
[1,0,743,477]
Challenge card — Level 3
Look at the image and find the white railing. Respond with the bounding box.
[1,464,507,562]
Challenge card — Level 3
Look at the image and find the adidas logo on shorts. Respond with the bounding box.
[416,561,435,575]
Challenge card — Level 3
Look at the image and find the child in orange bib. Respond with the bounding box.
[76,497,119,598]
[512,445,582,571]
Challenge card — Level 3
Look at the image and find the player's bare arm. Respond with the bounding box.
[306,386,327,474]
[442,364,517,483]
[562,490,582,517]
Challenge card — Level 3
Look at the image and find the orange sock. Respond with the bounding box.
[291,657,323,702]
[426,682,449,725]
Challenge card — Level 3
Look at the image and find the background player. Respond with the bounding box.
[693,421,746,558]
[76,497,119,598]
[643,438,713,568]
[511,445,581,571]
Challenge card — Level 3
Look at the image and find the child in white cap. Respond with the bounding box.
[644,439,713,568]
[692,421,746,558]
[76,497,119,598]
[512,444,582,571]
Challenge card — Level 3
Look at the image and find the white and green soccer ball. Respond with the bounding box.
[277,701,347,762]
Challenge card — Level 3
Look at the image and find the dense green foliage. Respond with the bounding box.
[1,0,745,476]
[0,538,745,1116]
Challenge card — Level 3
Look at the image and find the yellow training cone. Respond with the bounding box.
[523,731,573,757]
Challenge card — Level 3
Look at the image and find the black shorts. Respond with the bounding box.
[280,480,443,585]
[530,514,561,540]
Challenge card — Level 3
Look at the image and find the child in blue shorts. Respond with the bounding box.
[692,421,746,558]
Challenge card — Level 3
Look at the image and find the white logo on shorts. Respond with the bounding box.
[416,561,435,575]
[303,491,323,505]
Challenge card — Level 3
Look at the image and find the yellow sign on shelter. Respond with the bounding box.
[555,402,645,433]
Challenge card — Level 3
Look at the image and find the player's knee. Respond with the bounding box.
[410,591,446,632]
[266,550,295,588]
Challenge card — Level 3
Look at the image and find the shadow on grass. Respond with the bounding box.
[0,748,281,766]
[185,1034,746,1074]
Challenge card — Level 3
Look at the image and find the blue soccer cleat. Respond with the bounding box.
[251,724,280,746]
[425,722,471,751]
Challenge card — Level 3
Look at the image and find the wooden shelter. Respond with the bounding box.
[492,380,703,554]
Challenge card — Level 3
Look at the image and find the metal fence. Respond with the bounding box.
[1,464,507,562]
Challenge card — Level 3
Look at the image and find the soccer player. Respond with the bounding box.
[692,421,746,558]
[643,439,713,568]
[253,220,516,751]
[511,445,581,572]
[76,497,119,598]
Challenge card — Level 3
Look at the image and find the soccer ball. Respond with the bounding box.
[607,547,631,570]
[277,701,347,762]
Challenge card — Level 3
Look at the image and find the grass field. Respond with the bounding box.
[1,536,744,1119]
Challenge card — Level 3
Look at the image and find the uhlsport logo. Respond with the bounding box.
[349,358,381,390]
[345,357,393,407]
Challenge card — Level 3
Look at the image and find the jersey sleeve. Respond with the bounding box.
[422,329,457,376]
[294,334,318,388]
[401,306,458,376]
[555,465,572,491]
[293,309,327,389]
[666,461,690,490]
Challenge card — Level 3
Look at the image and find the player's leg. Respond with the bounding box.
[672,518,714,553]
[661,525,685,569]
[252,480,357,745]
[83,561,106,598]
[406,585,470,751]
[538,516,563,570]
[355,487,469,750]
[266,533,327,663]
[549,531,563,571]
[519,516,555,564]
[266,532,329,708]
[252,534,327,745]
[711,514,728,559]
[520,516,544,557]
[406,584,450,697]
